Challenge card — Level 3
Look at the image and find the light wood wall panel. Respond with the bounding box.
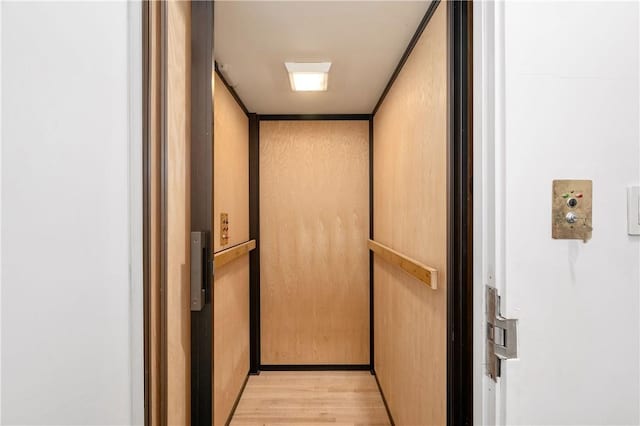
[213,74,249,252]
[212,74,250,425]
[260,120,370,365]
[166,1,191,424]
[213,257,250,425]
[373,2,448,425]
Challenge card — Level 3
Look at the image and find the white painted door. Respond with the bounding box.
[474,1,640,425]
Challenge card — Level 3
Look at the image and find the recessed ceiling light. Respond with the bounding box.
[285,62,331,92]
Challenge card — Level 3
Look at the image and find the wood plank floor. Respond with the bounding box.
[230,371,391,425]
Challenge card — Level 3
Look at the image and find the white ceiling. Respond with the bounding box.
[214,1,431,115]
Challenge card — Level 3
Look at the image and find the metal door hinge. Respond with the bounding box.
[486,285,518,381]
[190,231,212,311]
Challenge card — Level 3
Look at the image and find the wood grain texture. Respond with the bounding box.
[213,256,250,426]
[368,239,438,289]
[213,73,249,252]
[260,120,370,365]
[148,2,161,425]
[166,1,191,424]
[213,240,256,270]
[373,2,448,425]
[213,73,250,424]
[230,372,390,425]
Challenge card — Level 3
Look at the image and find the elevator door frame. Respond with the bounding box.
[142,1,473,425]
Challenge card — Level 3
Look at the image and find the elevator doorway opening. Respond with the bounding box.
[143,1,472,424]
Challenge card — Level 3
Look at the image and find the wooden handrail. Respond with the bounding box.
[368,239,438,290]
[213,240,256,269]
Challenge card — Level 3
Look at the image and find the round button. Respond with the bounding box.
[567,198,578,208]
[566,212,578,224]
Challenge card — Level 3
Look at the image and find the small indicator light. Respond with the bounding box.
[562,193,570,199]
[575,193,583,198]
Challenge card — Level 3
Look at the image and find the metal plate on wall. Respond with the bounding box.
[552,179,593,241]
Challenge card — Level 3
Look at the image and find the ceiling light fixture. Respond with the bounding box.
[285,62,331,92]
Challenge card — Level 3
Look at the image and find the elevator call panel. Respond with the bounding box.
[220,213,229,246]
[552,179,593,241]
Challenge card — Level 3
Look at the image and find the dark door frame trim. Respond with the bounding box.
[448,2,473,425]
[248,113,261,374]
[216,74,377,373]
[248,113,373,374]
[190,2,215,425]
[368,116,374,373]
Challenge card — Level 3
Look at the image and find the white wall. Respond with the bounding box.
[1,2,141,424]
[476,1,640,425]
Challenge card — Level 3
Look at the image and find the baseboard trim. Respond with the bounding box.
[373,369,395,426]
[224,373,250,426]
[260,364,371,371]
